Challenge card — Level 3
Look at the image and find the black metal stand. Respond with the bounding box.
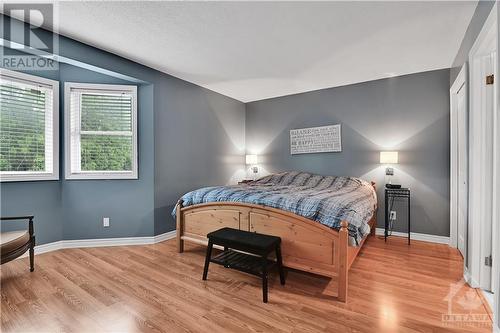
[384,188,411,244]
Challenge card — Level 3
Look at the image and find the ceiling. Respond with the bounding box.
[13,1,479,102]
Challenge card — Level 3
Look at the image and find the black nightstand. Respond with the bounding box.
[384,187,411,244]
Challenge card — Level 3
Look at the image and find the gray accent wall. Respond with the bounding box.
[0,182,63,244]
[59,65,155,241]
[1,15,245,244]
[246,69,451,236]
[0,56,155,244]
[450,0,494,85]
[154,78,245,235]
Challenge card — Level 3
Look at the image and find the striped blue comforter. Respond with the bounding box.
[173,171,377,245]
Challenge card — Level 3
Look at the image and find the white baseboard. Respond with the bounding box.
[34,241,64,255]
[153,230,177,243]
[479,289,494,314]
[463,267,481,288]
[375,228,450,244]
[21,230,177,257]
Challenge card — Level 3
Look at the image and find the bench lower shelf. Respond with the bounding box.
[211,249,276,277]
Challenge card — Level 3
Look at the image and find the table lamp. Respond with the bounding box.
[380,151,400,188]
[246,154,259,180]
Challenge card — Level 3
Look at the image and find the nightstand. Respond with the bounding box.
[384,187,411,244]
[238,179,254,185]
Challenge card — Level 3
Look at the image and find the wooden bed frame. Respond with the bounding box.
[175,182,377,302]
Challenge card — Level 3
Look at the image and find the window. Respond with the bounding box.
[65,83,137,180]
[0,69,59,182]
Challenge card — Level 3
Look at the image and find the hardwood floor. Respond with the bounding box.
[0,236,492,332]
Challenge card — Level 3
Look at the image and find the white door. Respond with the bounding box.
[468,4,497,292]
[456,83,468,258]
[470,51,496,291]
[481,51,495,291]
[450,65,468,260]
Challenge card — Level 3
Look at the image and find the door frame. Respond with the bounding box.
[494,4,500,330]
[467,2,497,290]
[449,64,467,259]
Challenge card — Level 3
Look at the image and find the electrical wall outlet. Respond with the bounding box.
[390,211,397,220]
[103,217,110,227]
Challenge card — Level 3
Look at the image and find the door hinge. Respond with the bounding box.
[486,74,494,85]
[485,255,492,267]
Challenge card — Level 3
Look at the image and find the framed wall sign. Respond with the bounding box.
[290,124,342,154]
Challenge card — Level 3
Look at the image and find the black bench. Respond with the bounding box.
[202,227,285,303]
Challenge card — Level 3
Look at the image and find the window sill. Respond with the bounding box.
[0,173,59,182]
[65,172,138,180]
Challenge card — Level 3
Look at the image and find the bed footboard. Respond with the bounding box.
[176,199,184,253]
[175,200,352,301]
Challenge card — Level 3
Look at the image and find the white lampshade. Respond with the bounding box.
[246,154,258,165]
[380,151,398,164]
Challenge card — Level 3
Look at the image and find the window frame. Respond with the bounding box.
[64,82,138,180]
[0,69,60,182]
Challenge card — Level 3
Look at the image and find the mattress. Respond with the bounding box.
[172,171,377,245]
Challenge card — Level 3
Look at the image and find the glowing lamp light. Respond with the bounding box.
[380,151,399,185]
[245,154,259,180]
[380,151,398,164]
[246,154,258,165]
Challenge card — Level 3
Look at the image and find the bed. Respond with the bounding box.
[173,171,378,302]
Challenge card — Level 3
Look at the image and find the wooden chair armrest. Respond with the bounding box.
[0,215,34,221]
[0,216,34,237]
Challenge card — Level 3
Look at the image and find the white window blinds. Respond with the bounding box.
[0,70,59,182]
[65,83,138,180]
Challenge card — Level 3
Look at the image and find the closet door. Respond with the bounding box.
[456,82,468,259]
[450,65,468,260]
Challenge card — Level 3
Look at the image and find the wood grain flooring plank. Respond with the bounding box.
[0,236,492,333]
